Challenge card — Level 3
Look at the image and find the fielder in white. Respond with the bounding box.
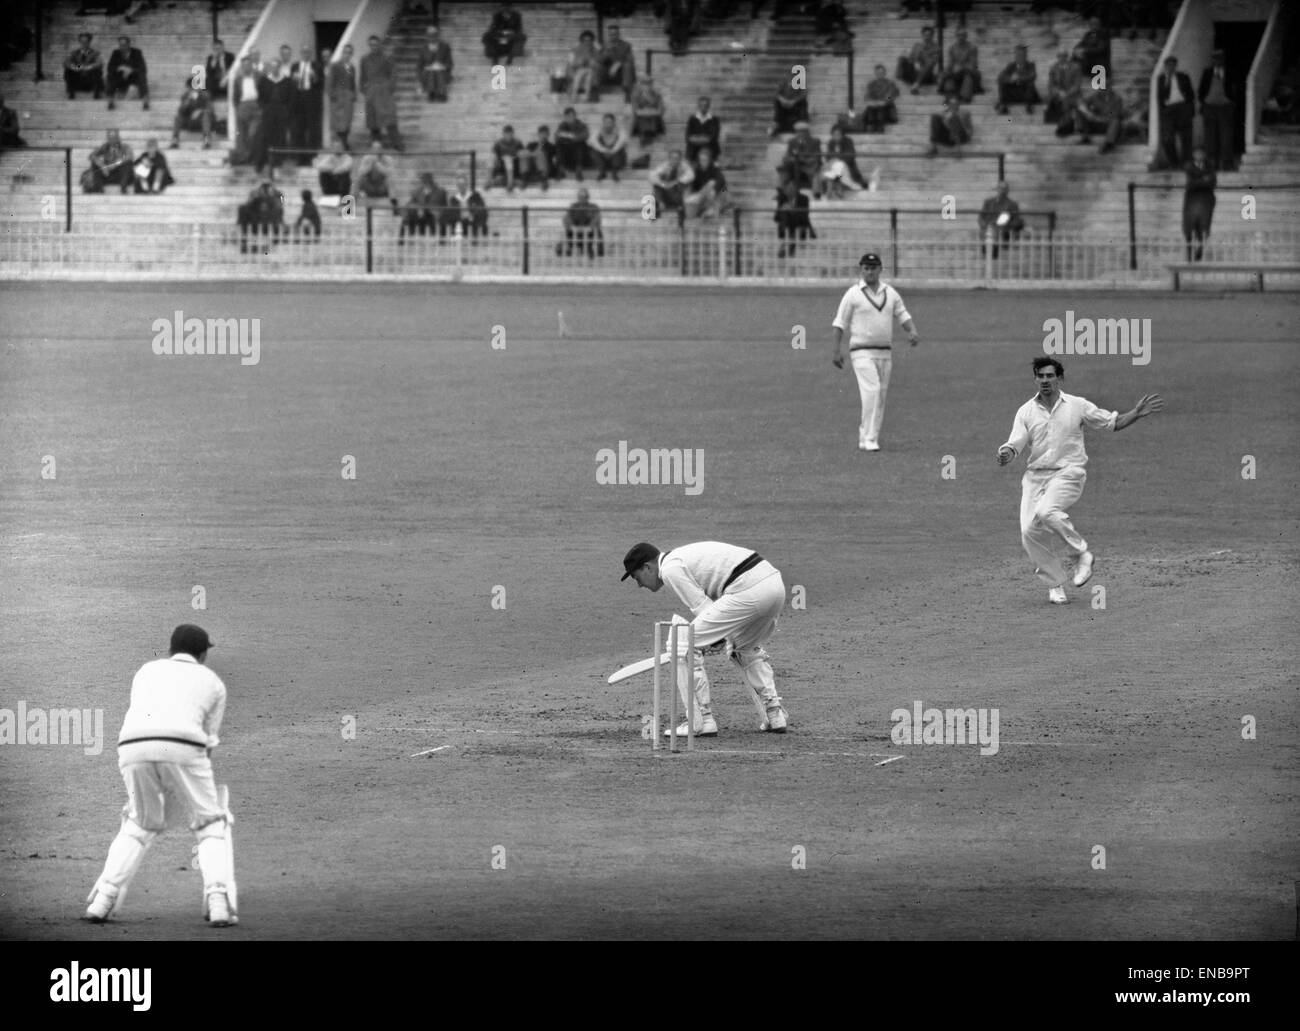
[997,357,1164,603]
[84,624,238,927]
[621,541,789,737]
[831,251,920,452]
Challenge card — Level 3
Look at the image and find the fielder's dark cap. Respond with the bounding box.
[859,252,883,266]
[170,624,213,656]
[621,542,660,580]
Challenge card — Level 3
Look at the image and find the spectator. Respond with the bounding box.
[355,141,395,203]
[193,39,234,150]
[417,25,454,102]
[106,35,149,110]
[666,0,698,56]
[65,33,105,99]
[649,147,693,217]
[449,174,488,240]
[555,107,590,180]
[925,96,973,156]
[683,147,728,218]
[630,78,666,146]
[131,137,172,193]
[228,56,268,167]
[774,173,815,258]
[328,45,357,149]
[399,172,445,240]
[898,25,939,95]
[169,80,207,150]
[520,125,555,190]
[814,1,854,54]
[295,189,321,240]
[237,180,284,253]
[816,123,865,197]
[996,45,1040,115]
[482,3,526,65]
[361,37,402,150]
[1182,146,1216,262]
[939,28,981,103]
[599,25,636,103]
[81,129,133,192]
[769,78,808,136]
[1150,56,1193,171]
[1198,49,1239,172]
[262,58,294,172]
[779,120,822,193]
[313,139,354,198]
[0,94,27,148]
[1072,83,1123,154]
[1044,49,1081,125]
[1073,17,1110,79]
[567,30,600,104]
[685,95,720,162]
[862,64,900,132]
[290,45,324,163]
[560,188,603,257]
[897,1,934,18]
[491,124,523,191]
[590,113,628,181]
[978,180,1025,259]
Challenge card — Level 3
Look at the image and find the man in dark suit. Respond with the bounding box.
[107,36,149,110]
[261,57,295,173]
[995,45,1040,115]
[65,33,105,99]
[327,44,357,149]
[290,45,324,163]
[1150,56,1194,171]
[186,39,234,149]
[685,95,720,162]
[228,55,270,167]
[1198,49,1239,172]
[416,25,454,102]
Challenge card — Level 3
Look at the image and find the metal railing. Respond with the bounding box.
[1127,180,1300,270]
[2,146,74,231]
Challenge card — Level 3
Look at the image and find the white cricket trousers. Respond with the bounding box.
[851,349,892,447]
[1019,466,1089,587]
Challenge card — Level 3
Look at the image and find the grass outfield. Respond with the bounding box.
[0,282,1296,940]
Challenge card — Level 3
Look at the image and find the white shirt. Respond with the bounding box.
[1163,72,1187,105]
[832,280,911,348]
[118,653,226,749]
[659,541,767,616]
[1002,390,1117,470]
[235,72,260,103]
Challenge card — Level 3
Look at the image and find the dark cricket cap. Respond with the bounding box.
[170,624,213,656]
[859,252,883,267]
[621,542,660,580]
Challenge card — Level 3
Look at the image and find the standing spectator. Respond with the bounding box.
[520,125,555,190]
[925,96,972,156]
[978,180,1025,259]
[1198,49,1239,172]
[1073,17,1110,78]
[778,120,822,193]
[1073,83,1123,154]
[361,36,402,150]
[630,78,666,146]
[417,25,454,102]
[939,28,981,103]
[290,45,324,164]
[898,25,940,94]
[862,64,900,132]
[106,36,149,110]
[449,173,488,240]
[261,58,293,172]
[196,39,234,150]
[295,189,321,240]
[1149,56,1193,171]
[769,78,808,136]
[228,56,268,167]
[491,124,524,191]
[65,33,105,99]
[567,30,600,104]
[590,113,628,181]
[482,3,526,65]
[399,172,444,240]
[237,180,284,252]
[132,137,173,193]
[650,148,693,217]
[1045,49,1081,125]
[313,138,353,198]
[666,0,697,56]
[685,95,720,162]
[555,107,590,180]
[599,25,636,102]
[1182,146,1216,261]
[81,129,133,192]
[0,94,25,148]
[355,141,395,203]
[328,45,358,149]
[774,173,814,258]
[683,147,728,218]
[560,188,603,257]
[996,45,1040,115]
[816,123,865,197]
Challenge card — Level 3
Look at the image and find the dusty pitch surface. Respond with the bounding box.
[0,283,1296,940]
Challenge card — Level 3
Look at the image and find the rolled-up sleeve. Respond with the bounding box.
[1080,398,1118,431]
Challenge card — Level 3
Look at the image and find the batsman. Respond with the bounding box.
[621,541,790,737]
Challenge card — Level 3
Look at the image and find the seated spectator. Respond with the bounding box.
[132,137,173,193]
[683,147,729,219]
[417,25,454,102]
[482,3,526,65]
[649,148,693,218]
[0,94,26,149]
[599,25,636,103]
[399,172,446,240]
[815,124,865,197]
[978,180,1025,259]
[106,36,149,110]
[491,124,524,191]
[939,28,981,103]
[449,173,488,240]
[355,141,395,202]
[1073,17,1110,78]
[862,64,900,132]
[237,180,284,253]
[996,45,1040,115]
[630,78,666,146]
[81,129,134,192]
[314,140,354,198]
[769,78,808,137]
[520,125,555,190]
[1044,49,1081,125]
[778,121,822,193]
[555,107,590,180]
[65,33,105,99]
[568,30,600,103]
[589,113,628,181]
[813,1,854,54]
[560,188,603,257]
[169,80,207,149]
[774,173,815,258]
[898,25,939,95]
[1068,83,1123,154]
[295,189,321,240]
[925,96,972,156]
[685,95,720,162]
[898,1,934,17]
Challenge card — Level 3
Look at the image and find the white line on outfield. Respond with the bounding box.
[874,756,905,767]
[409,746,454,757]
